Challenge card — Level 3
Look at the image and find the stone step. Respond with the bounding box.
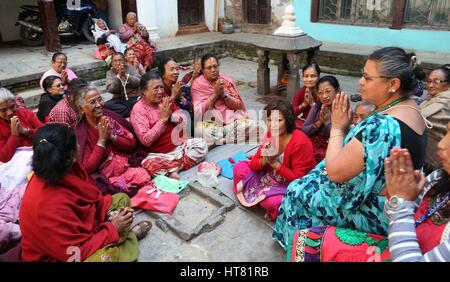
[17,78,111,109]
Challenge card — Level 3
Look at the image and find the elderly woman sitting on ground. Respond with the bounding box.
[40,52,78,91]
[20,123,151,262]
[0,88,42,260]
[191,54,259,146]
[75,84,151,197]
[130,71,208,179]
[105,52,142,118]
[119,12,156,71]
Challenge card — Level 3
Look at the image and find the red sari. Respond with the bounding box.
[75,114,151,197]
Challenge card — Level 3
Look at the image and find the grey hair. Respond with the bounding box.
[0,88,16,103]
[354,101,375,112]
[76,84,99,108]
[126,12,137,19]
[368,47,423,97]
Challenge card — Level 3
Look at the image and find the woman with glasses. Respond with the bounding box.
[274,47,428,255]
[420,64,450,171]
[75,84,151,197]
[301,75,340,163]
[290,123,450,262]
[39,52,78,91]
[191,54,256,146]
[37,76,65,122]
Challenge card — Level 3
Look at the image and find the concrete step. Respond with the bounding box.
[17,78,111,109]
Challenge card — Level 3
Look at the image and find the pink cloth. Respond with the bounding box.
[39,67,78,90]
[191,74,248,125]
[232,161,283,220]
[0,183,27,249]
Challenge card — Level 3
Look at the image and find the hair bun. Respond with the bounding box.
[410,55,421,68]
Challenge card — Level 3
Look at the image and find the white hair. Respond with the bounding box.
[76,84,99,107]
[0,88,15,103]
[126,12,137,19]
[354,101,375,112]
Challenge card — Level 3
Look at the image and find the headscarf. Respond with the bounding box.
[92,19,109,42]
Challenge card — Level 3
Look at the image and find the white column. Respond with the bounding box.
[136,0,160,40]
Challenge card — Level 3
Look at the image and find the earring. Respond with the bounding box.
[390,89,396,93]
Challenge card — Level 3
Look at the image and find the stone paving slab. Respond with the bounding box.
[145,182,235,242]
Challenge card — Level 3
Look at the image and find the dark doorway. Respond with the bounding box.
[245,0,271,24]
[178,0,204,26]
[121,0,137,22]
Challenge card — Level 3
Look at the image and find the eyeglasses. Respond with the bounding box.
[360,68,393,81]
[204,64,219,70]
[87,96,103,106]
[426,79,448,85]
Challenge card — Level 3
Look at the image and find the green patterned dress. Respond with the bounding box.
[273,114,402,250]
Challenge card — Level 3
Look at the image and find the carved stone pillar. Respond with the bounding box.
[257,48,270,96]
[286,53,301,101]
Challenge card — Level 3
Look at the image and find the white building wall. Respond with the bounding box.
[155,0,178,38]
[133,0,225,39]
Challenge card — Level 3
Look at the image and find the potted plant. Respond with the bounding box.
[222,17,234,34]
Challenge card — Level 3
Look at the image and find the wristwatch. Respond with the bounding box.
[387,195,405,210]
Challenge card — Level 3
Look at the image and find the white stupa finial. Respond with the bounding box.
[273,3,305,37]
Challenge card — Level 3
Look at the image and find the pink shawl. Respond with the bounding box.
[191,74,248,125]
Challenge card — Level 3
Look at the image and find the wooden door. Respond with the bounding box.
[178,0,204,26]
[121,0,137,22]
[245,0,271,24]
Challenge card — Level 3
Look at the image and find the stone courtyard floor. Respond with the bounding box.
[132,57,361,262]
[1,32,420,262]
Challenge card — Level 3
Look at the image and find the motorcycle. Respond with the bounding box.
[15,0,97,46]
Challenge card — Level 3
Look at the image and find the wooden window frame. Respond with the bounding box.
[311,0,407,29]
[243,0,272,25]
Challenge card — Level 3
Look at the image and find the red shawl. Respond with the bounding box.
[19,162,119,262]
[0,109,43,162]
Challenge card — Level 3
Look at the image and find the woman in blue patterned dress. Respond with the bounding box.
[273,47,429,251]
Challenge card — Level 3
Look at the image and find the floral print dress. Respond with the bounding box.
[273,114,402,250]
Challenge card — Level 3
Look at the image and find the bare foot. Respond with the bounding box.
[169,172,180,179]
[131,221,152,241]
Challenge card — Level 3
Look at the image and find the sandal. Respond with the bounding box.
[131,220,152,241]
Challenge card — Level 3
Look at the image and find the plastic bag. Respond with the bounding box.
[196,161,221,188]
